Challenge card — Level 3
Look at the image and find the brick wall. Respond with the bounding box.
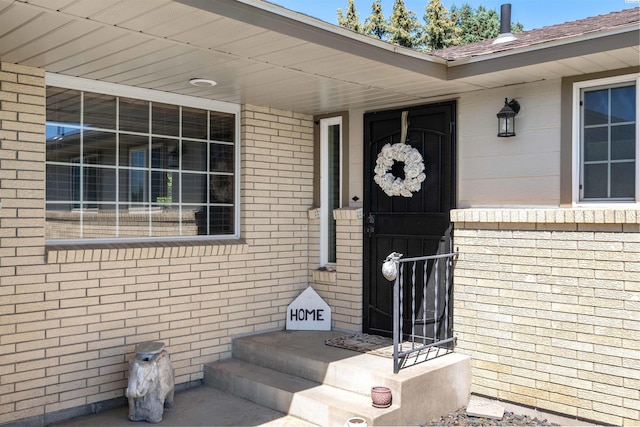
[310,208,363,331]
[0,62,315,424]
[0,62,49,423]
[451,208,640,426]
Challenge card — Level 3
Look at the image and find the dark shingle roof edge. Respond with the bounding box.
[428,8,640,61]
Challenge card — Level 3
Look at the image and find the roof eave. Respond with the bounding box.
[446,25,640,80]
[174,0,448,79]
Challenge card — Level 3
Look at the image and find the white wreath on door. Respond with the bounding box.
[373,143,426,197]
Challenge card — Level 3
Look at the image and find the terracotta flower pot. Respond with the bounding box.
[371,386,392,408]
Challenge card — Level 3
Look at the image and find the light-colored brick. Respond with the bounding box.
[3,64,636,427]
[3,98,312,424]
[454,208,639,425]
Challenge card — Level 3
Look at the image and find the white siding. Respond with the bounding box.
[457,79,562,207]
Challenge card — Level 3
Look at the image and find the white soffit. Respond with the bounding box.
[1,0,458,114]
[455,48,640,90]
[1,0,638,115]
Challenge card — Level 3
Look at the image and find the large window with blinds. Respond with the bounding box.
[45,77,239,242]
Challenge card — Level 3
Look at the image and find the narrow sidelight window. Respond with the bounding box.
[320,117,342,265]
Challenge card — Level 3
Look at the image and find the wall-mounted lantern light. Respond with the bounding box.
[496,98,520,137]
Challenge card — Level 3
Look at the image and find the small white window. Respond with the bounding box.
[319,117,342,265]
[573,75,639,204]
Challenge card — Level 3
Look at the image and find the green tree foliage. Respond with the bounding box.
[474,6,500,40]
[363,0,387,40]
[511,21,524,33]
[387,0,421,48]
[336,0,525,50]
[450,3,476,44]
[423,0,460,51]
[337,0,362,32]
[453,3,524,44]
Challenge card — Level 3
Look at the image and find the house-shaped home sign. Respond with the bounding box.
[286,287,331,331]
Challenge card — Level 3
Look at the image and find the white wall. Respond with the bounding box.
[457,79,562,207]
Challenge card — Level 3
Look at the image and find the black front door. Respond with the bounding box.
[363,102,456,336]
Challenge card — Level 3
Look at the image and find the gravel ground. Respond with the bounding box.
[425,407,560,426]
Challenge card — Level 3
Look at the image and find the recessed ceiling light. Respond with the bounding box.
[189,78,217,87]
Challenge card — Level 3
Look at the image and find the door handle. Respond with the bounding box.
[365,213,375,234]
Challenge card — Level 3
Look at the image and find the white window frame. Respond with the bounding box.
[45,73,241,242]
[319,116,342,266]
[572,73,640,206]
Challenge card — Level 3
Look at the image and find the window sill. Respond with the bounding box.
[45,238,248,263]
[451,207,639,224]
[334,207,363,220]
[311,268,337,285]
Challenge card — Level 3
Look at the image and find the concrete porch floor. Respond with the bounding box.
[45,330,596,427]
[47,386,599,427]
[48,385,315,427]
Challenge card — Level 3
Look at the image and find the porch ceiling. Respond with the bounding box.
[1,0,638,115]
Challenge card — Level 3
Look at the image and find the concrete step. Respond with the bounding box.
[231,331,350,381]
[205,330,471,426]
[232,330,401,398]
[204,358,318,415]
[204,358,400,426]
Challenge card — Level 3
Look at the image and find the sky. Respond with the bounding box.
[270,0,639,31]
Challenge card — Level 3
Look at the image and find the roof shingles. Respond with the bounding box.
[428,8,640,61]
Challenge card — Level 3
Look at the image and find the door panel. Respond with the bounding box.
[363,102,456,336]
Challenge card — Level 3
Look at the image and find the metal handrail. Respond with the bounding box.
[389,251,458,373]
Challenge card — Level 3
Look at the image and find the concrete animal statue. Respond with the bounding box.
[125,350,175,423]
